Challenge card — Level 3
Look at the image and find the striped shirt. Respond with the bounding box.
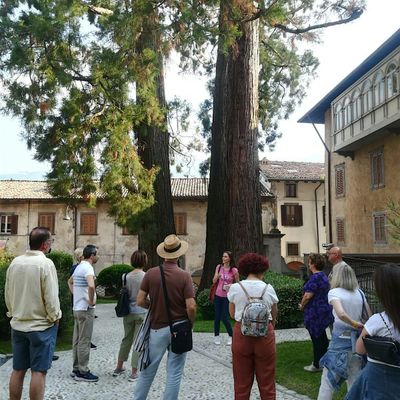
[72,260,95,311]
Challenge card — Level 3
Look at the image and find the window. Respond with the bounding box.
[335,164,345,197]
[38,213,55,234]
[370,148,384,189]
[0,214,18,234]
[336,218,345,245]
[386,63,398,98]
[287,243,300,256]
[344,97,351,125]
[352,89,362,120]
[362,81,372,113]
[373,71,385,106]
[80,213,97,235]
[285,182,297,198]
[281,204,303,227]
[373,212,387,245]
[334,103,343,131]
[174,213,187,235]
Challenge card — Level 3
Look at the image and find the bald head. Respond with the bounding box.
[327,246,343,265]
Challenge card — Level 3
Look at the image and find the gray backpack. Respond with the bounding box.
[238,282,270,337]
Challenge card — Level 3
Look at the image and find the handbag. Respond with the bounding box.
[159,265,193,354]
[115,273,130,317]
[358,289,369,324]
[209,265,222,302]
[363,313,400,366]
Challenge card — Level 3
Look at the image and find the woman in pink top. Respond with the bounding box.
[212,251,239,345]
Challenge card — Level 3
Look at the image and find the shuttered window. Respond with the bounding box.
[174,213,187,235]
[38,213,55,234]
[335,164,345,197]
[336,218,345,245]
[281,204,303,227]
[0,214,18,234]
[370,149,384,189]
[80,213,97,235]
[285,182,297,198]
[287,243,300,256]
[373,212,387,244]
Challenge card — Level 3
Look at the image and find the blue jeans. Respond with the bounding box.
[214,295,232,337]
[133,326,187,400]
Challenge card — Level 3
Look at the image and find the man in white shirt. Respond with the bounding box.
[68,244,98,382]
[5,227,61,400]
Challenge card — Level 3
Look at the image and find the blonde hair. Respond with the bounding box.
[73,247,84,263]
[331,263,358,291]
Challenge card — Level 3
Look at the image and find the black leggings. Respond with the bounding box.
[310,330,329,368]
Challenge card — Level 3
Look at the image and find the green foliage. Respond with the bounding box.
[264,271,303,329]
[96,264,133,297]
[46,251,73,276]
[387,199,400,243]
[196,288,215,320]
[0,264,10,338]
[0,249,14,268]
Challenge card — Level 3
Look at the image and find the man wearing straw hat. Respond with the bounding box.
[134,234,196,400]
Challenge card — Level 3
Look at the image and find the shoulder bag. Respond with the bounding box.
[358,289,369,324]
[363,313,400,366]
[115,273,130,317]
[159,265,193,354]
[209,265,222,302]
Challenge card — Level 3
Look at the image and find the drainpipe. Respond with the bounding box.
[27,200,31,248]
[314,182,323,251]
[310,121,333,243]
[73,205,78,250]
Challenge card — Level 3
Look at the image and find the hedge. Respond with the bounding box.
[196,271,303,329]
[96,264,133,297]
[47,251,74,277]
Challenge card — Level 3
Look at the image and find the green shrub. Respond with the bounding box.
[197,289,215,320]
[0,264,11,338]
[96,264,133,297]
[0,249,14,268]
[264,271,303,329]
[47,251,74,276]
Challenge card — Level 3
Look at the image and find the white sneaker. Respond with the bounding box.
[303,364,322,372]
[226,337,232,346]
[214,336,221,345]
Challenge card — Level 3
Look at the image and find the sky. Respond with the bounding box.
[1,0,399,179]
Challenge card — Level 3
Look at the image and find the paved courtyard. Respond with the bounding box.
[0,304,312,399]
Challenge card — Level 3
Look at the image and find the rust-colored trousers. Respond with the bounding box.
[232,322,276,400]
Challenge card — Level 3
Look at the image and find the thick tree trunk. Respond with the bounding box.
[199,1,263,291]
[135,14,175,268]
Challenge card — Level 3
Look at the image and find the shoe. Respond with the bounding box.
[52,355,59,361]
[112,368,125,376]
[90,343,97,349]
[303,364,322,372]
[74,371,99,382]
[226,337,232,346]
[214,336,221,345]
[128,372,138,381]
[70,370,79,378]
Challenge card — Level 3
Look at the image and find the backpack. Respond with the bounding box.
[238,281,270,337]
[115,273,130,317]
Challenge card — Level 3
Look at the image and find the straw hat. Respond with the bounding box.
[156,234,188,259]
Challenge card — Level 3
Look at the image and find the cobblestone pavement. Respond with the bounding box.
[0,304,312,399]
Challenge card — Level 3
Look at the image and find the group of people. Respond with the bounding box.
[299,246,400,400]
[4,227,400,400]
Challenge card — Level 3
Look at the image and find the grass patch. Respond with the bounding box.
[276,341,346,400]
[193,318,235,333]
[97,298,117,304]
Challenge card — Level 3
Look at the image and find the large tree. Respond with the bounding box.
[199,0,365,291]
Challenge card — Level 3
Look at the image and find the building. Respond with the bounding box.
[260,159,326,270]
[299,28,400,254]
[0,178,274,275]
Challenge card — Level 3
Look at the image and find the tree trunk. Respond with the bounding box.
[199,1,263,291]
[136,12,175,268]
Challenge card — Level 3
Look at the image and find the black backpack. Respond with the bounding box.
[115,273,130,317]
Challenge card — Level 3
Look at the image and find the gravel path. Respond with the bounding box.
[0,304,312,399]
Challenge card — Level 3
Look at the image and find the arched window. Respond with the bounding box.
[344,97,351,125]
[362,81,372,113]
[373,71,385,106]
[334,103,343,131]
[386,63,398,98]
[352,89,362,120]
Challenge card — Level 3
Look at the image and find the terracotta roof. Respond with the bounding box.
[259,159,324,181]
[0,178,273,200]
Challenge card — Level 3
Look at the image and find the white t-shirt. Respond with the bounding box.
[328,287,363,330]
[365,311,400,368]
[72,260,96,311]
[227,280,279,322]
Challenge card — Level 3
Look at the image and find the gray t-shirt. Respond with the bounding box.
[124,270,146,314]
